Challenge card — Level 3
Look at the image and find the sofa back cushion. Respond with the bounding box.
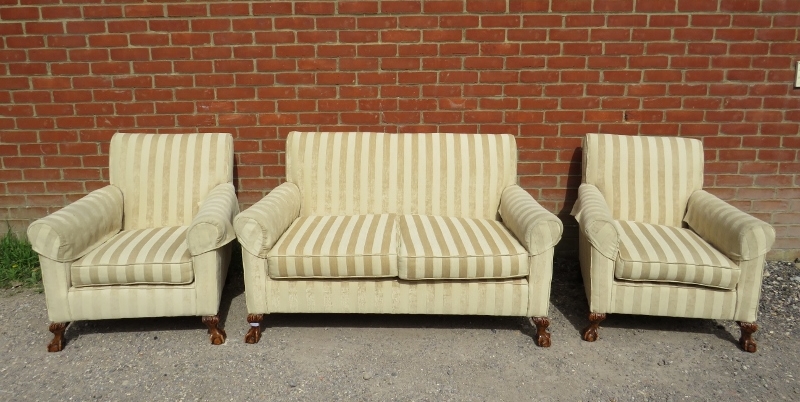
[286,132,518,219]
[582,133,704,227]
[110,133,234,229]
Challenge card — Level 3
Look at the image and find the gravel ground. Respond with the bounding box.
[0,258,798,401]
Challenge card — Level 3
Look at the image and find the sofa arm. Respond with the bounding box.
[188,183,239,256]
[499,185,563,256]
[27,185,123,262]
[570,183,620,260]
[684,190,775,262]
[234,182,301,258]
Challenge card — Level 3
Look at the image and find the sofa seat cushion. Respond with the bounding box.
[267,214,398,278]
[71,227,193,287]
[398,215,529,280]
[615,221,740,290]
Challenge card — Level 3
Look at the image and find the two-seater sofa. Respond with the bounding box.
[233,132,563,346]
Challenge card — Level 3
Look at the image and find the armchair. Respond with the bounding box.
[27,133,238,351]
[572,133,775,352]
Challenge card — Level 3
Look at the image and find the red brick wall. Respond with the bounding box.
[0,0,798,260]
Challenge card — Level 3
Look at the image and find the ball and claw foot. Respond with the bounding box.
[245,314,263,344]
[529,317,552,347]
[581,313,606,342]
[737,321,758,353]
[202,315,226,345]
[47,322,68,352]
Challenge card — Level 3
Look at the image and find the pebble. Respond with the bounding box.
[362,372,373,380]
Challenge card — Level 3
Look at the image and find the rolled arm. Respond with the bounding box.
[27,185,123,262]
[234,182,301,258]
[499,185,563,255]
[684,190,775,262]
[570,183,620,260]
[187,183,239,256]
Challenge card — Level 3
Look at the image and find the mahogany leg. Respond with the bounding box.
[202,315,227,345]
[737,321,758,353]
[47,322,68,352]
[529,317,552,347]
[581,312,606,342]
[244,314,263,344]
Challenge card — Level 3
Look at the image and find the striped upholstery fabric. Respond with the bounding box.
[398,215,529,280]
[615,221,739,290]
[263,276,529,316]
[267,214,398,278]
[109,133,234,229]
[286,132,517,219]
[187,182,239,256]
[234,182,301,258]
[582,134,704,227]
[498,185,563,256]
[612,282,736,320]
[27,185,123,262]
[685,190,775,262]
[571,184,621,260]
[72,227,193,287]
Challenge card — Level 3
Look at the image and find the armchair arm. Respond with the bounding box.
[27,185,123,262]
[570,183,620,260]
[187,183,239,256]
[234,182,301,258]
[499,185,563,256]
[684,190,775,262]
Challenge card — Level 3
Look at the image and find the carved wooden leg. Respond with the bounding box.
[245,314,263,344]
[737,321,758,353]
[47,322,68,352]
[202,315,226,345]
[529,317,552,347]
[581,313,606,342]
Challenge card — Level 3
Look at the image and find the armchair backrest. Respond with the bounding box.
[109,133,234,229]
[582,133,704,227]
[286,132,517,219]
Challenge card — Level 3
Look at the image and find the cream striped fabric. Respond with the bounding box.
[616,221,739,290]
[286,132,518,219]
[267,214,398,278]
[527,249,555,317]
[109,133,234,229]
[27,185,123,262]
[71,227,193,287]
[498,185,563,256]
[68,285,198,320]
[262,277,529,316]
[582,134,704,227]
[571,184,621,260]
[234,182,301,258]
[187,182,239,256]
[612,282,736,320]
[684,190,776,262]
[398,215,529,280]
[40,256,72,322]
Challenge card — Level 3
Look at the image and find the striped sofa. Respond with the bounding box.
[572,133,775,352]
[234,132,563,347]
[27,133,238,351]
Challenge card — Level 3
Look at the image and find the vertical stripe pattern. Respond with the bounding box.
[615,220,739,290]
[187,182,239,256]
[582,133,704,227]
[612,282,736,320]
[27,185,123,262]
[71,227,193,287]
[267,214,398,278]
[262,277,529,316]
[398,215,529,280]
[109,133,234,229]
[286,132,517,219]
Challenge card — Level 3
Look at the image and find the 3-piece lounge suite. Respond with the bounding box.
[27,131,775,353]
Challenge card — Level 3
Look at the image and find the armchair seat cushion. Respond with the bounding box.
[267,214,398,278]
[71,226,193,287]
[615,221,739,290]
[398,215,529,280]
